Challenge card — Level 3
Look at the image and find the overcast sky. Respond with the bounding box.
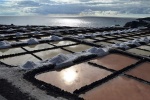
[0,0,150,17]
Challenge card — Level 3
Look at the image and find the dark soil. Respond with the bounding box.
[0,79,37,100]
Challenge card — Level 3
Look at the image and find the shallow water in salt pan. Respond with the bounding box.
[127,48,150,56]
[34,48,70,60]
[80,76,150,100]
[84,39,96,42]
[95,42,112,46]
[24,43,54,51]
[64,44,92,52]
[90,54,138,70]
[0,54,40,66]
[118,38,131,42]
[137,45,150,51]
[51,41,76,46]
[35,63,111,93]
[0,48,25,56]
[107,40,123,43]
[126,62,150,82]
[94,37,105,40]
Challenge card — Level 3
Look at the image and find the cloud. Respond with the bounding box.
[0,0,150,16]
[16,1,40,7]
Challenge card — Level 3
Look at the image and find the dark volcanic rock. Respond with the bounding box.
[124,17,150,28]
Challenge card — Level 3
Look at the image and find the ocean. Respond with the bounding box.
[0,16,136,27]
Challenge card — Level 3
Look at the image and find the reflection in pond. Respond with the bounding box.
[62,67,78,85]
[0,54,40,66]
[0,48,25,56]
[127,48,150,56]
[35,63,111,93]
[64,44,91,52]
[34,48,70,60]
[126,62,150,82]
[91,54,138,70]
[80,76,150,100]
[24,43,54,51]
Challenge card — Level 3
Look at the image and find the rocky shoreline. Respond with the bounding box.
[124,17,150,28]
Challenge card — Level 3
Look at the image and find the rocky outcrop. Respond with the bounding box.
[124,17,150,28]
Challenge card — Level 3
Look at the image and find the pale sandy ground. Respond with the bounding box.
[0,64,66,100]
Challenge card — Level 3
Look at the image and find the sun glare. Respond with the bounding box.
[62,68,78,84]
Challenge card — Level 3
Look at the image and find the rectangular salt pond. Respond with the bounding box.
[126,62,150,82]
[107,40,123,43]
[80,76,150,100]
[94,37,105,40]
[0,54,40,66]
[95,42,112,46]
[23,43,54,51]
[34,48,70,60]
[63,44,92,52]
[137,45,150,51]
[0,48,25,56]
[83,39,96,42]
[118,38,131,42]
[35,62,111,93]
[19,39,29,42]
[50,41,76,46]
[90,54,138,70]
[102,36,114,39]
[127,49,150,56]
[40,36,50,39]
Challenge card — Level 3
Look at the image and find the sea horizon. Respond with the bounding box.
[0,16,136,27]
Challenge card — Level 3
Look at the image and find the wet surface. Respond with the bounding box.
[95,42,112,46]
[137,45,150,51]
[80,76,150,100]
[0,48,25,56]
[24,43,54,51]
[126,62,150,82]
[51,41,76,46]
[94,37,105,40]
[84,39,95,42]
[127,48,150,56]
[107,40,123,43]
[34,48,70,60]
[64,44,92,52]
[90,54,138,70]
[35,63,111,93]
[0,25,150,100]
[102,36,114,39]
[0,54,40,66]
[118,38,131,42]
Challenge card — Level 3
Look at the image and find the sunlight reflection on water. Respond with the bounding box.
[51,18,90,27]
[0,16,135,27]
[61,67,78,85]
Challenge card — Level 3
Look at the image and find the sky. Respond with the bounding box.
[0,0,150,17]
